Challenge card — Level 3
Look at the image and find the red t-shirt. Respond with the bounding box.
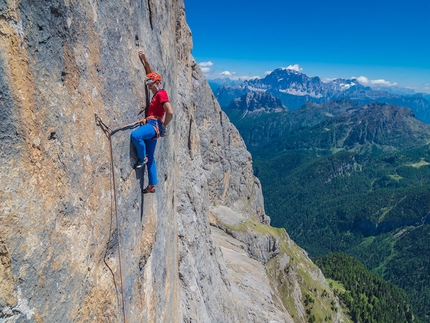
[148,89,169,120]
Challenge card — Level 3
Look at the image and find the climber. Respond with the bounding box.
[131,50,173,194]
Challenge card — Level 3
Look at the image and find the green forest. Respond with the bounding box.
[314,253,417,323]
[252,146,430,321]
[222,100,430,322]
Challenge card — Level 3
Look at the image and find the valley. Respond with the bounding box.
[216,68,430,322]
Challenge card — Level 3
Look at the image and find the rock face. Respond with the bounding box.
[228,91,287,113]
[0,1,349,323]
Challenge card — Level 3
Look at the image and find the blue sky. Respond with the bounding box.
[184,0,430,93]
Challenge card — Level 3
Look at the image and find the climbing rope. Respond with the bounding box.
[95,113,139,323]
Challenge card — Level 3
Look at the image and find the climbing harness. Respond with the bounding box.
[95,114,128,323]
[145,115,162,138]
[143,83,163,139]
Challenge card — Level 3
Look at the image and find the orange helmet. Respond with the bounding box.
[146,72,162,84]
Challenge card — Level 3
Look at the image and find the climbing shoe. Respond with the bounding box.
[134,158,147,169]
[142,185,156,194]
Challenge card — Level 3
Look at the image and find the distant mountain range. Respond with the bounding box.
[213,68,430,124]
[225,98,430,157]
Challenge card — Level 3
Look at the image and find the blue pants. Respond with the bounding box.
[130,119,161,185]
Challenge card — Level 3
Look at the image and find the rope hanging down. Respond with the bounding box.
[95,113,139,323]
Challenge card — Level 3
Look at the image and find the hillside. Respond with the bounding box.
[314,253,417,323]
[225,99,430,156]
[223,99,430,322]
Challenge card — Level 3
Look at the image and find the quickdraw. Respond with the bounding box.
[95,114,141,137]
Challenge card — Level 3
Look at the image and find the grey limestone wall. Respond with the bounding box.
[0,1,347,323]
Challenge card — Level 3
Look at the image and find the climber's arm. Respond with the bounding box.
[162,102,173,128]
[138,50,153,75]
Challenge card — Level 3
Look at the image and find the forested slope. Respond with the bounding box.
[223,99,430,322]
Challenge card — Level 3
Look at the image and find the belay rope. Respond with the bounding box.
[95,114,140,323]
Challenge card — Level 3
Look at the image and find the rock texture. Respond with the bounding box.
[228,91,287,113]
[0,1,349,323]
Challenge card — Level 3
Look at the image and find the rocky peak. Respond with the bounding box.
[228,91,288,112]
[245,68,369,99]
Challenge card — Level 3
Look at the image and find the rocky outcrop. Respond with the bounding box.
[0,1,349,323]
[228,91,287,113]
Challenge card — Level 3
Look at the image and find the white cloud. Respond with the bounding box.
[321,77,336,83]
[219,71,259,80]
[284,64,303,72]
[264,70,272,75]
[355,76,397,87]
[356,76,369,84]
[198,61,214,74]
[199,61,214,67]
[197,62,260,81]
[243,75,260,80]
[220,71,235,76]
[371,79,398,86]
[203,70,259,81]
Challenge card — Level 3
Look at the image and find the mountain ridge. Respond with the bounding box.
[214,68,430,123]
[224,99,430,157]
[228,91,287,113]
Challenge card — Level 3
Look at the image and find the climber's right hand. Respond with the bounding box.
[160,125,168,137]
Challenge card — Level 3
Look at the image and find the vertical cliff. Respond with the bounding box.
[0,1,349,322]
